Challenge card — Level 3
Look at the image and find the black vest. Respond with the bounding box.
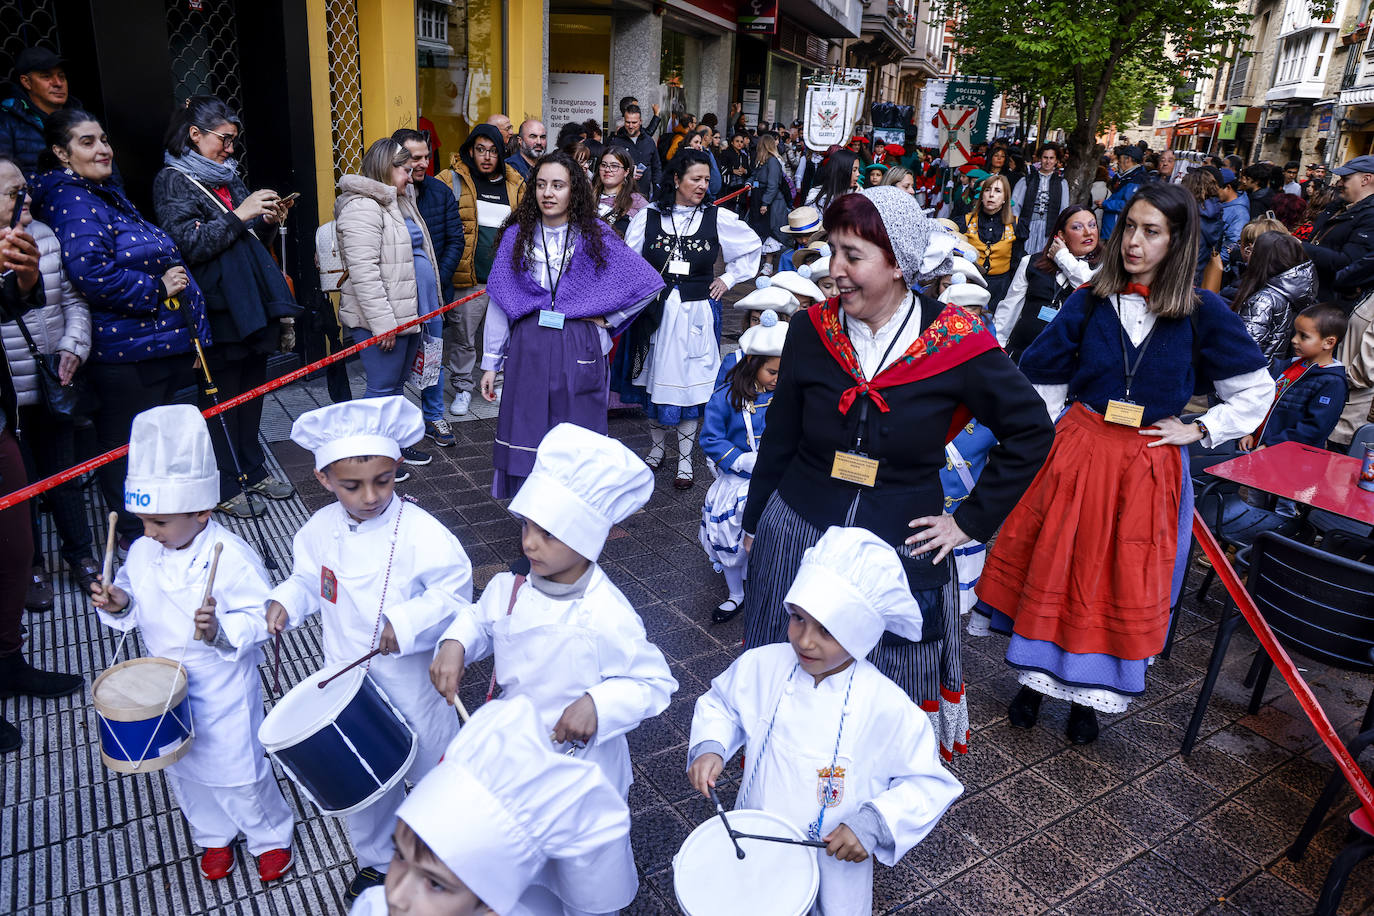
[1007,259,1071,361]
[642,205,721,301]
[1015,169,1065,241]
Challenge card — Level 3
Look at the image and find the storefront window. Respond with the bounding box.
[417,0,502,169]
[661,29,687,115]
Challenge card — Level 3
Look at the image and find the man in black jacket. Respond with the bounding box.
[0,222,83,754]
[394,128,465,447]
[608,106,660,197]
[1303,155,1374,310]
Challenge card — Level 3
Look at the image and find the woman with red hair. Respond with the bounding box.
[737,187,1054,757]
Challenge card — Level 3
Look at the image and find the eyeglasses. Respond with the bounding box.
[3,185,28,200]
[196,126,240,149]
[598,162,625,172]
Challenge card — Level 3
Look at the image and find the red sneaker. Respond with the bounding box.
[257,847,293,882]
[200,846,235,880]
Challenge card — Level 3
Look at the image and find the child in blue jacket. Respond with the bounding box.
[1240,303,1349,452]
[700,311,786,623]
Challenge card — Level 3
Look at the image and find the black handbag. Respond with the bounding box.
[12,313,93,420]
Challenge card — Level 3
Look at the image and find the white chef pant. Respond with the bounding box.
[166,769,294,855]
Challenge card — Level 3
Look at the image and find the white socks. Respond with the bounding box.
[676,419,699,478]
[648,423,668,466]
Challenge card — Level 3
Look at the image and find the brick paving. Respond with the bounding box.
[5,356,1374,914]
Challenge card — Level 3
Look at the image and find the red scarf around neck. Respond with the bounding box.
[808,296,1000,441]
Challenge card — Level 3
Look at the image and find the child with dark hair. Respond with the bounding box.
[1240,302,1349,453]
[699,311,786,622]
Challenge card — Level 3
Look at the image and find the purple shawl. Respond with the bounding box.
[485,221,665,328]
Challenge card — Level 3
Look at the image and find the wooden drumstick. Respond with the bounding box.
[454,696,471,724]
[195,542,224,644]
[100,511,119,589]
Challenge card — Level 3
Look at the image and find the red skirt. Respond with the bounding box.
[976,403,1181,660]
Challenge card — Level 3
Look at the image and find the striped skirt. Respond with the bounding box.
[741,493,970,759]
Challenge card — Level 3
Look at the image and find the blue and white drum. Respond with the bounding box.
[258,661,417,816]
[673,809,819,915]
[92,657,194,774]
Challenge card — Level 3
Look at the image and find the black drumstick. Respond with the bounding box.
[708,786,746,860]
[731,829,829,850]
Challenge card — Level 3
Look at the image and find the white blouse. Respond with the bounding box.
[995,249,1098,346]
[624,203,762,295]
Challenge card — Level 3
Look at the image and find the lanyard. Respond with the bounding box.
[1114,294,1157,399]
[540,224,573,308]
[664,204,702,261]
[843,297,916,453]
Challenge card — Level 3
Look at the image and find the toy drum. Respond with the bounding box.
[673,809,820,916]
[92,657,194,774]
[258,661,417,816]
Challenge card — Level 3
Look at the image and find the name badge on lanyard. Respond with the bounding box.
[541,226,571,330]
[538,309,566,330]
[1104,294,1153,427]
[831,450,879,486]
[667,258,691,276]
[1038,305,1059,323]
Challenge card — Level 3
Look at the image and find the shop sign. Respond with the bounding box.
[742,88,762,128]
[943,79,999,146]
[1218,107,1246,141]
[739,0,778,33]
[1319,108,1333,133]
[548,73,604,127]
[1263,117,1283,134]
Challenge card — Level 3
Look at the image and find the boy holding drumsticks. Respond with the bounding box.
[688,527,963,914]
[264,396,474,901]
[90,404,293,883]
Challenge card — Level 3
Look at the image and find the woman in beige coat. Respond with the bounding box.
[334,138,440,427]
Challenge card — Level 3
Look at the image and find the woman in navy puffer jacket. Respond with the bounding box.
[31,109,210,545]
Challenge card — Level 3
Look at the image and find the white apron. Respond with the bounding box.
[700,404,758,570]
[635,288,721,407]
[105,522,273,788]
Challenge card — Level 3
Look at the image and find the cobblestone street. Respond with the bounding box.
[5,361,1374,915]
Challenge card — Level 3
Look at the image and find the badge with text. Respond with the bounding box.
[831,451,879,487]
[321,566,338,603]
[1038,305,1059,323]
[667,258,691,276]
[1103,399,1145,427]
[538,309,566,330]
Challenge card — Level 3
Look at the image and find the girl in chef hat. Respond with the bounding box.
[699,310,787,623]
[688,526,963,915]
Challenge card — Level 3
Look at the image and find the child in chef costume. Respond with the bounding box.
[90,404,293,884]
[429,423,676,916]
[687,526,964,916]
[700,310,787,623]
[349,695,631,916]
[716,279,798,387]
[264,396,474,901]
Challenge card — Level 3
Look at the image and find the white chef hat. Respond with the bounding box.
[399,696,630,914]
[768,270,825,303]
[798,255,830,281]
[783,526,923,660]
[948,256,987,288]
[508,423,653,560]
[738,310,787,358]
[735,278,800,316]
[940,279,991,310]
[124,404,219,514]
[290,396,424,471]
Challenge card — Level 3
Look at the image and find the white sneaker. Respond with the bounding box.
[450,390,472,416]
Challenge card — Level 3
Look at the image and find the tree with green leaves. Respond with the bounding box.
[932,0,1253,203]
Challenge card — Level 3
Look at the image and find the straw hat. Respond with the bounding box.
[779,206,824,236]
[791,240,830,268]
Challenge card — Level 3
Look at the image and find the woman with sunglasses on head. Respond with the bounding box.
[152,96,298,519]
[975,183,1273,744]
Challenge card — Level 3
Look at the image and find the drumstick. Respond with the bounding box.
[100,511,119,588]
[271,631,283,697]
[318,647,382,689]
[729,829,828,850]
[709,787,747,860]
[196,543,224,644]
[453,696,471,724]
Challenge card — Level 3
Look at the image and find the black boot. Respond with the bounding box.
[1007,686,1043,728]
[0,715,20,754]
[0,652,83,700]
[346,866,387,900]
[1067,703,1100,744]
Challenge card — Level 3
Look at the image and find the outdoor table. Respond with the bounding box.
[1204,440,1374,527]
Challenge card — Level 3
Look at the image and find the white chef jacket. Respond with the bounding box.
[439,565,677,913]
[267,495,473,768]
[100,519,274,788]
[690,643,964,916]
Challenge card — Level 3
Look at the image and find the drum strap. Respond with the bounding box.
[484,574,526,703]
[364,500,407,670]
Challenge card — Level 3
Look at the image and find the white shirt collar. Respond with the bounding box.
[842,292,920,379]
